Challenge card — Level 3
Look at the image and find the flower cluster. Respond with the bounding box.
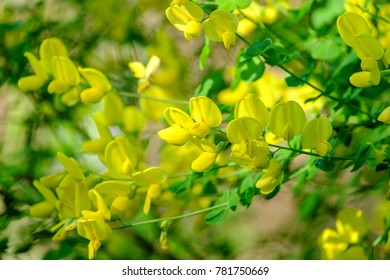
[165,0,238,49]
[337,12,390,87]
[18,38,112,105]
[318,208,369,260]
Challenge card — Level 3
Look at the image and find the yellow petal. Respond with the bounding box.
[191,152,217,172]
[133,167,167,186]
[80,87,105,104]
[301,116,333,152]
[222,31,236,49]
[164,107,194,129]
[166,1,204,32]
[123,106,146,133]
[350,33,384,60]
[39,37,68,73]
[378,106,390,124]
[189,96,222,127]
[128,61,146,78]
[335,208,369,244]
[203,10,238,43]
[158,126,191,145]
[17,75,47,92]
[103,92,125,126]
[79,68,112,92]
[57,152,85,180]
[269,101,306,141]
[226,117,262,144]
[184,20,202,40]
[235,93,269,130]
[337,12,370,46]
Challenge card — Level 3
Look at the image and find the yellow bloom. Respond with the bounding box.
[29,180,57,217]
[255,158,283,194]
[79,67,112,104]
[81,189,111,221]
[349,57,381,87]
[18,37,68,92]
[165,1,204,40]
[337,12,370,47]
[318,208,369,260]
[159,96,222,145]
[189,96,222,137]
[269,101,306,141]
[129,55,161,93]
[234,93,269,131]
[104,136,138,178]
[203,10,238,49]
[190,138,218,172]
[123,106,146,134]
[133,167,167,214]
[158,107,194,145]
[103,92,125,126]
[82,112,113,160]
[378,106,390,124]
[77,218,112,259]
[227,117,270,171]
[48,56,80,95]
[301,116,333,156]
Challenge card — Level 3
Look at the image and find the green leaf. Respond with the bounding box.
[310,37,342,61]
[239,176,254,206]
[194,78,214,97]
[169,179,191,193]
[199,37,210,70]
[216,0,251,10]
[229,189,239,211]
[299,192,322,220]
[205,190,229,225]
[351,144,373,172]
[285,73,309,87]
[238,54,265,82]
[0,237,8,253]
[315,157,336,172]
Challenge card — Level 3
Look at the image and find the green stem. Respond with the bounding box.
[268,143,355,161]
[112,202,229,229]
[118,91,189,105]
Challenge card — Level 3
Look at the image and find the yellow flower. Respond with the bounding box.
[255,158,283,194]
[47,56,80,95]
[227,117,270,171]
[158,96,222,145]
[269,101,306,141]
[81,189,111,221]
[29,180,57,217]
[190,138,218,172]
[165,0,204,40]
[79,67,112,104]
[318,208,369,260]
[189,96,222,138]
[133,167,167,214]
[301,116,333,156]
[104,136,138,178]
[234,93,269,131]
[378,106,390,124]
[337,12,370,47]
[82,112,113,160]
[18,37,68,92]
[77,218,112,259]
[129,55,160,93]
[123,106,146,134]
[158,107,194,145]
[103,92,125,126]
[349,57,381,87]
[203,10,238,49]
